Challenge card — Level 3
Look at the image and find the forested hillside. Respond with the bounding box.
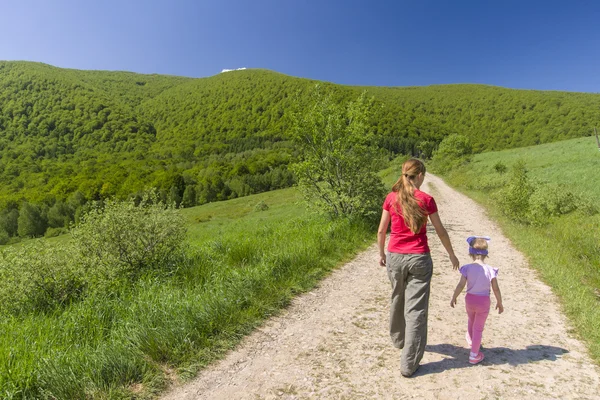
[1,60,599,241]
[369,84,600,152]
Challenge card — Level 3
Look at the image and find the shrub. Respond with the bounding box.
[0,240,84,315]
[465,174,507,192]
[0,192,189,316]
[0,229,9,245]
[575,194,599,216]
[527,184,578,226]
[254,200,269,212]
[494,161,590,226]
[495,160,534,223]
[70,191,187,290]
[44,227,68,238]
[493,161,507,174]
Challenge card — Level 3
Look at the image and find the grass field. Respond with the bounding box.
[456,136,600,197]
[0,161,403,399]
[442,136,600,364]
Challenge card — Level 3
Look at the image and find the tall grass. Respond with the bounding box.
[0,179,389,398]
[442,136,600,363]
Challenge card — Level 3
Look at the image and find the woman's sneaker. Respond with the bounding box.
[469,352,485,365]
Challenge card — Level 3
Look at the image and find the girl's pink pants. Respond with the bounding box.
[465,293,490,354]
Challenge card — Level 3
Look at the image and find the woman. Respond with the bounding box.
[377,158,459,377]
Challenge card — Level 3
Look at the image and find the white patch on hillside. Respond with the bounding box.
[221,67,247,73]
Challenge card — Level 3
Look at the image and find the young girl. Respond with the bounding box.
[450,236,503,364]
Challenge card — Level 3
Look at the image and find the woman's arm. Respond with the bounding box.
[491,278,504,314]
[377,209,391,267]
[429,212,459,270]
[450,275,467,307]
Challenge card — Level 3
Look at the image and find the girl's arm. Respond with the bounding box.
[429,212,460,270]
[491,278,504,314]
[450,276,467,307]
[377,209,391,267]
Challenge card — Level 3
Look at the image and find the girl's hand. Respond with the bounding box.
[379,254,387,267]
[450,297,457,308]
[496,303,504,314]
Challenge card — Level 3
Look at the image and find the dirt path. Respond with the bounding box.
[162,174,600,399]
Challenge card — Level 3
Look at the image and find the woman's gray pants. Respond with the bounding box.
[386,252,433,376]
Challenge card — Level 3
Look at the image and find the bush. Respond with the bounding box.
[70,191,188,290]
[494,161,507,174]
[527,184,578,225]
[495,160,534,223]
[44,227,68,238]
[254,200,269,212]
[494,161,591,226]
[0,229,9,245]
[577,198,598,216]
[0,192,190,316]
[0,240,84,315]
[465,174,507,192]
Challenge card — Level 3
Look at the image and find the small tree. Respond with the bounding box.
[0,208,19,237]
[430,134,472,172]
[290,87,386,219]
[17,202,47,238]
[416,140,436,159]
[496,160,534,223]
[181,185,197,208]
[47,200,72,228]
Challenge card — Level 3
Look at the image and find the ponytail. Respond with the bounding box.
[391,159,427,234]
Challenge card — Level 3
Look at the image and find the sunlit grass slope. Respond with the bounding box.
[459,136,600,198]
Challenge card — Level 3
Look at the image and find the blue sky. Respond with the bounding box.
[2,0,600,92]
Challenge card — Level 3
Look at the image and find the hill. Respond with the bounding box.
[368,84,600,152]
[1,60,600,240]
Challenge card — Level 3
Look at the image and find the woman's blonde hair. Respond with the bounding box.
[391,158,427,234]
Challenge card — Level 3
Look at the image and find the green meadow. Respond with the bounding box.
[0,162,401,399]
[442,136,600,362]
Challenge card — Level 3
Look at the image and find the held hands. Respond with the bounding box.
[496,303,504,314]
[450,297,457,308]
[450,254,460,270]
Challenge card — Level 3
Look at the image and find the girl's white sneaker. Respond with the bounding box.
[469,352,485,365]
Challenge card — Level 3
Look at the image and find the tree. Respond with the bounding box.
[168,185,182,207]
[416,140,436,159]
[0,208,19,237]
[47,200,72,228]
[17,202,47,237]
[289,87,386,220]
[181,185,197,208]
[430,134,472,171]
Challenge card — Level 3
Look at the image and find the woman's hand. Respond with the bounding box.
[450,254,460,270]
[379,254,387,267]
[429,212,459,270]
[377,210,390,269]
